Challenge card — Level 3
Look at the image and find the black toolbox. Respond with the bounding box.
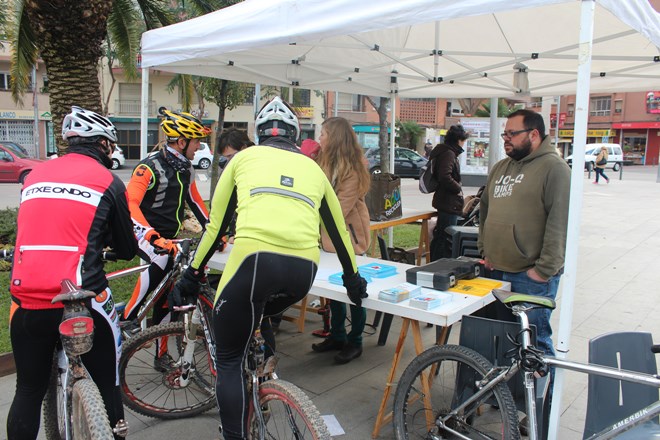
[405,258,481,291]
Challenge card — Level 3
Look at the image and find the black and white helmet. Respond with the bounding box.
[255,96,299,143]
[62,106,118,143]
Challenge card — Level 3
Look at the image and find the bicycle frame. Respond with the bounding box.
[110,237,197,336]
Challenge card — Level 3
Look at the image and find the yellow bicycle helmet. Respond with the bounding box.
[159,107,210,141]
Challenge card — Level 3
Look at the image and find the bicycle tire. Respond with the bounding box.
[247,379,331,440]
[43,356,66,440]
[71,379,114,440]
[119,321,216,419]
[393,344,520,440]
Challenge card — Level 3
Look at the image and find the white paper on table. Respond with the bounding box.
[321,414,345,436]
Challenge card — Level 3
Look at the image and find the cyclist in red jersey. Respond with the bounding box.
[7,107,138,440]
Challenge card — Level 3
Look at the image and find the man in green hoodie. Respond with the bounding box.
[478,109,570,357]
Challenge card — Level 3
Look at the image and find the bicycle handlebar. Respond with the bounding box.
[102,250,117,261]
[652,345,660,354]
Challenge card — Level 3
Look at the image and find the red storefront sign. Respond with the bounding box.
[550,113,567,128]
[612,122,660,129]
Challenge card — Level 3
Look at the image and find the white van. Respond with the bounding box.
[565,143,623,172]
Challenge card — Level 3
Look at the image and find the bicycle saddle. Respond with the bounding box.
[492,289,556,310]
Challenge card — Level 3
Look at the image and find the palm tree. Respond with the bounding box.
[7,0,173,153]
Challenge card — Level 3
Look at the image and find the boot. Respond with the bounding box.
[334,343,362,364]
[312,338,345,352]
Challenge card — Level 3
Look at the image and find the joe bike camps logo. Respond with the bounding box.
[382,188,401,216]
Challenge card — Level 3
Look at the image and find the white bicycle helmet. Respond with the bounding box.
[62,106,118,142]
[255,96,300,143]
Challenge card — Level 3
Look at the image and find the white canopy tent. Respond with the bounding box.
[140,1,660,437]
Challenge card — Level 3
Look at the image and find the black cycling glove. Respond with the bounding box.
[342,272,368,307]
[169,266,204,311]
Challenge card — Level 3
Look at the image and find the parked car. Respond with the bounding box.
[0,141,31,157]
[192,142,213,169]
[111,146,126,170]
[566,143,623,171]
[0,144,45,183]
[364,146,428,179]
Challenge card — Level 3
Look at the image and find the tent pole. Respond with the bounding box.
[140,67,150,160]
[388,77,397,247]
[547,1,595,439]
[488,97,499,170]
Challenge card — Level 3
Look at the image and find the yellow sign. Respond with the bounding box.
[292,106,314,119]
[559,129,613,137]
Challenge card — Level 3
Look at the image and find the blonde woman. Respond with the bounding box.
[312,117,372,364]
[594,146,610,184]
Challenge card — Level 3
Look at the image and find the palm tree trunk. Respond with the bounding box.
[24,0,112,154]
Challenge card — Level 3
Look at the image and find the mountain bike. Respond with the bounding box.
[392,289,660,440]
[42,279,127,440]
[120,286,332,438]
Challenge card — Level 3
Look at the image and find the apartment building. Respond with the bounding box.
[558,91,660,165]
[0,42,52,158]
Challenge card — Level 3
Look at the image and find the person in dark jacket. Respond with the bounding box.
[429,125,469,261]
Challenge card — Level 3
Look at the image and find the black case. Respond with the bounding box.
[406,258,481,291]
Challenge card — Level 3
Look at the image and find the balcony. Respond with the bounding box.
[114,100,157,116]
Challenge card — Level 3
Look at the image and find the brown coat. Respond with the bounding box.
[321,170,371,255]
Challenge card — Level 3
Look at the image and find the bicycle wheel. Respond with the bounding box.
[393,344,520,440]
[43,356,66,440]
[70,379,114,440]
[247,379,331,440]
[119,321,216,419]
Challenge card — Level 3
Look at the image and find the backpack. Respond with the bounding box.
[418,157,438,194]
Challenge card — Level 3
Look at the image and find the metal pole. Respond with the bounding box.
[334,91,338,117]
[388,75,398,248]
[555,96,561,153]
[32,66,39,157]
[254,84,261,142]
[488,97,499,171]
[548,1,595,438]
[140,67,150,160]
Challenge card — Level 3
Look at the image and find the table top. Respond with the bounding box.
[207,247,506,327]
[369,208,436,230]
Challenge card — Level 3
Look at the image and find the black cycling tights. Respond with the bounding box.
[212,252,317,440]
[7,305,123,440]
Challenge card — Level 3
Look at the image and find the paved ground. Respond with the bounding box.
[1,165,659,439]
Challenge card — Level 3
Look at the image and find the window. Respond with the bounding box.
[0,73,11,90]
[337,93,363,112]
[614,100,623,114]
[567,103,574,117]
[445,102,452,117]
[590,96,611,116]
[292,89,311,107]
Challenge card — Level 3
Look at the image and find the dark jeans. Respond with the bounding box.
[594,167,609,182]
[430,211,459,261]
[329,301,367,346]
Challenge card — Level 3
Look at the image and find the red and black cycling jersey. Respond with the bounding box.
[127,148,208,240]
[10,150,138,309]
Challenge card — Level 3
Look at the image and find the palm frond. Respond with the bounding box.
[108,0,141,80]
[8,2,37,106]
[135,0,174,30]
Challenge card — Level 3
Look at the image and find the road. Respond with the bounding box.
[0,161,444,211]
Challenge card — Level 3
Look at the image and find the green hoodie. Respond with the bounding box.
[478,136,571,279]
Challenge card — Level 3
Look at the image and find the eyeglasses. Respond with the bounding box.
[500,128,533,139]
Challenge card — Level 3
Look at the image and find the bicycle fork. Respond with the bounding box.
[176,309,203,387]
